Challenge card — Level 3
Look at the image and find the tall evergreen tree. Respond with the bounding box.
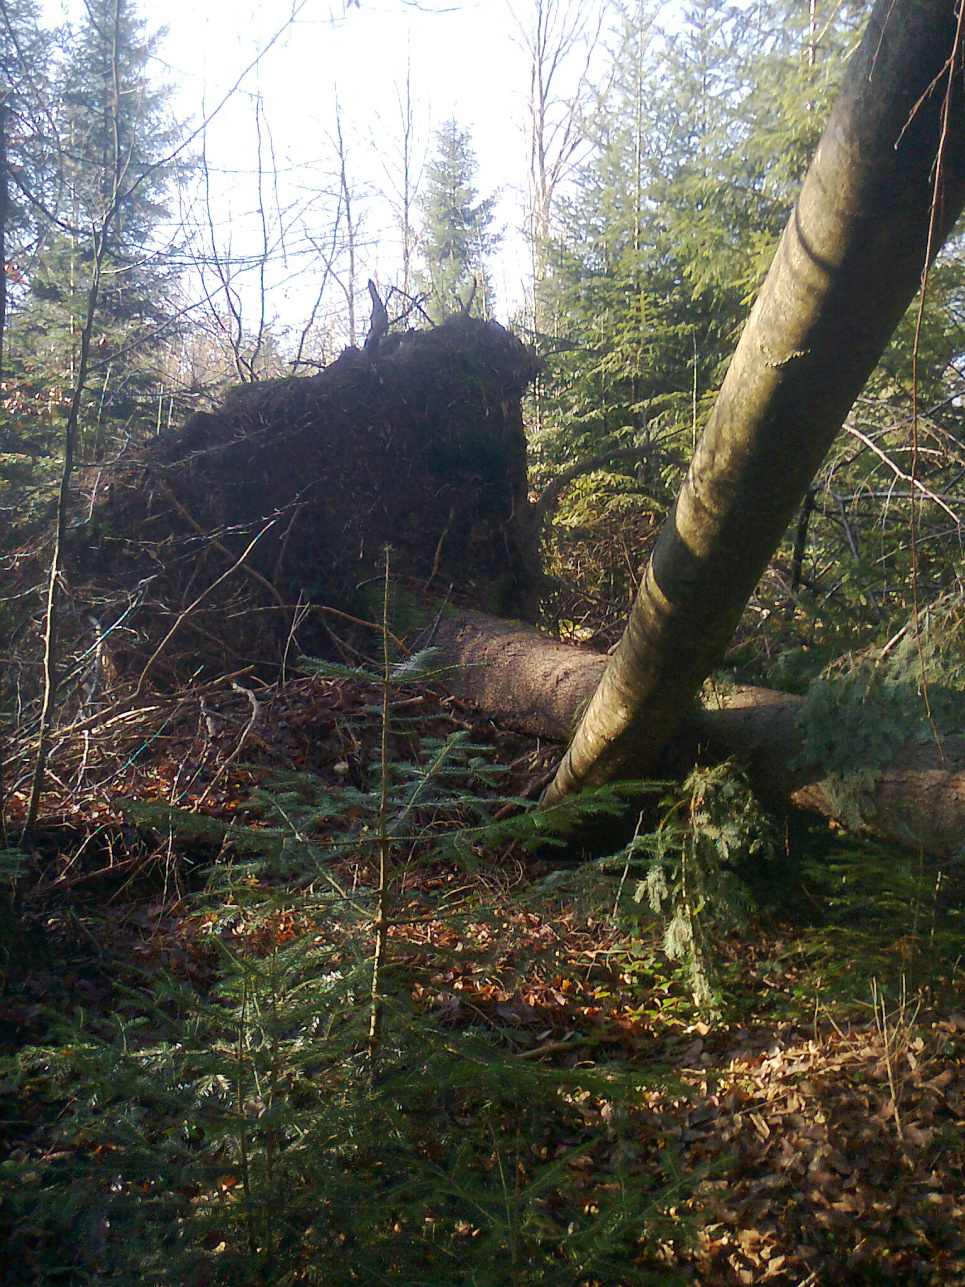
[538,0,868,464]
[416,121,499,322]
[10,0,182,445]
[0,0,54,392]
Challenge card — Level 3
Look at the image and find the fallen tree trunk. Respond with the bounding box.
[47,309,961,858]
[546,0,965,803]
[433,609,965,858]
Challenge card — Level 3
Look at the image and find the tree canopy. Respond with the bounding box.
[416,119,500,321]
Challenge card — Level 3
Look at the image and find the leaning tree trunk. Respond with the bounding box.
[546,0,965,803]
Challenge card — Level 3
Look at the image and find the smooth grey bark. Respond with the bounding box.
[545,0,965,803]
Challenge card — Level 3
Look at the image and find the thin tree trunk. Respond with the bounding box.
[546,0,965,803]
[790,486,815,590]
[335,106,357,349]
[25,234,107,825]
[0,89,8,389]
[25,0,127,826]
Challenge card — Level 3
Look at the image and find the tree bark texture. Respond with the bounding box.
[434,610,965,859]
[0,91,8,389]
[547,0,965,803]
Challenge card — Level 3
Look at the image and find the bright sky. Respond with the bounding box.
[47,0,563,341]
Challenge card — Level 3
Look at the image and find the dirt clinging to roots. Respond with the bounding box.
[71,316,541,680]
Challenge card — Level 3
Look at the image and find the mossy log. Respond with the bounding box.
[433,609,965,858]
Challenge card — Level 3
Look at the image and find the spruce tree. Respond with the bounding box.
[0,0,53,394]
[416,121,499,322]
[537,0,717,464]
[10,0,182,448]
[539,0,867,465]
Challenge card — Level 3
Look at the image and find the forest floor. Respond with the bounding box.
[2,668,964,1285]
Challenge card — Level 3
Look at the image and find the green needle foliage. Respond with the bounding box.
[1,646,698,1286]
[535,764,773,1019]
[416,121,500,323]
[795,587,965,838]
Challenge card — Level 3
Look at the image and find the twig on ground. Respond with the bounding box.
[197,681,263,805]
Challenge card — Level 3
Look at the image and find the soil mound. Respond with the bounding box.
[76,317,540,679]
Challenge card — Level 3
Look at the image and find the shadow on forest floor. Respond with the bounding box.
[1,669,964,1285]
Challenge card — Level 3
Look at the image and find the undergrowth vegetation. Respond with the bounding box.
[792,589,965,834]
[2,615,964,1284]
[3,0,965,1276]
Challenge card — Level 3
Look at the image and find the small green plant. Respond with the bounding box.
[1,562,693,1284]
[795,587,965,837]
[535,764,773,1019]
[635,765,773,1016]
[3,920,695,1285]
